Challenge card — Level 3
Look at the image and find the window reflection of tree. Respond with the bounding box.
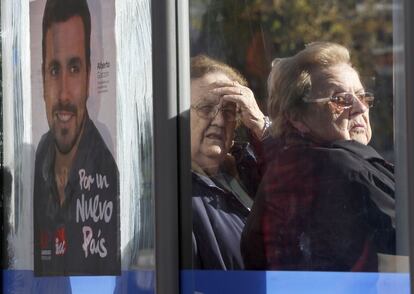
[190,0,394,160]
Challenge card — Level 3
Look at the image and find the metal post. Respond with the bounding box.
[402,0,414,287]
[152,0,179,293]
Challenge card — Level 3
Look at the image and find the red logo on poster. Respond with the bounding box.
[40,231,50,249]
[55,227,67,256]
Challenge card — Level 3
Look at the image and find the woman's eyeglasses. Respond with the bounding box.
[303,92,375,109]
[191,103,237,122]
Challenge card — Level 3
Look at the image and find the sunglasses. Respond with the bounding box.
[303,92,375,109]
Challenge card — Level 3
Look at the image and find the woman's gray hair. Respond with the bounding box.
[191,54,247,86]
[267,42,351,138]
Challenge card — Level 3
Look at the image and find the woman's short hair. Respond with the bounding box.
[191,54,248,86]
[267,42,351,138]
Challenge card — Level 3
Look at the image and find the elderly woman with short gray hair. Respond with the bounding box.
[241,42,396,271]
[190,55,269,269]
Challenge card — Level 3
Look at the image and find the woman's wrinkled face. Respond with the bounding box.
[191,72,237,171]
[300,63,372,145]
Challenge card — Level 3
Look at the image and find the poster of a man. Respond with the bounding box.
[32,0,120,276]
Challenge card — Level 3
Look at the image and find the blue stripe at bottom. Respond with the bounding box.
[4,269,410,293]
[181,270,410,294]
[2,270,155,294]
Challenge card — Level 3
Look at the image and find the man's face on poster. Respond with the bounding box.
[43,15,90,154]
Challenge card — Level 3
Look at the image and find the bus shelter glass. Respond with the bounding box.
[183,1,410,293]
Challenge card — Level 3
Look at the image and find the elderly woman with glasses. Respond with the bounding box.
[190,55,269,269]
[241,42,396,271]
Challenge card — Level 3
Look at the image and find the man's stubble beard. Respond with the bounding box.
[53,112,86,155]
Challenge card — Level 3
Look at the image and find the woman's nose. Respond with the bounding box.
[350,95,369,115]
[211,107,226,126]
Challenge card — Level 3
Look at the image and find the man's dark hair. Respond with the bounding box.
[42,0,91,72]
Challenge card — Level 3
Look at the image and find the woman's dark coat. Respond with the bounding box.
[241,138,395,271]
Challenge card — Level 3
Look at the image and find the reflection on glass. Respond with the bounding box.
[190,0,394,159]
[114,0,155,292]
[187,0,409,292]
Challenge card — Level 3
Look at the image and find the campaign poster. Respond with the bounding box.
[30,0,120,276]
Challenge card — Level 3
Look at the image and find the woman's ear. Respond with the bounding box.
[286,113,310,133]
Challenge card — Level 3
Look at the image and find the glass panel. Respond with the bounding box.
[184,0,410,292]
[2,0,154,293]
[114,0,155,293]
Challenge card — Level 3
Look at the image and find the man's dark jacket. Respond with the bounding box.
[33,117,120,276]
